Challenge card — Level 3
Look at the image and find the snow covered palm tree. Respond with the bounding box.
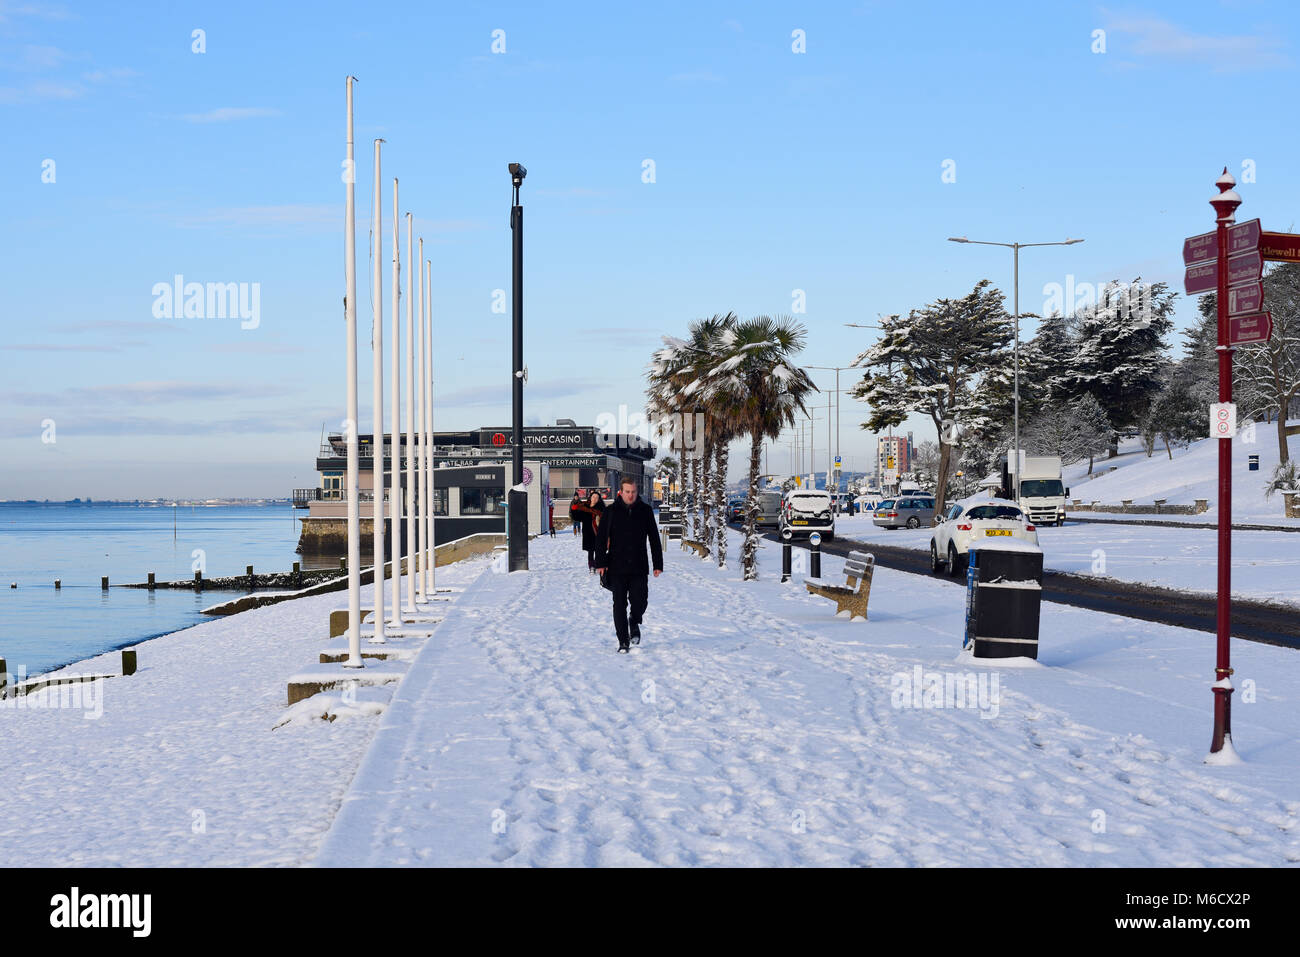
[702,315,816,580]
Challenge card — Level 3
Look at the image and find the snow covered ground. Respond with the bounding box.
[316,534,1300,867]
[0,558,489,866]
[6,532,1298,867]
[1063,424,1299,526]
[834,514,1300,605]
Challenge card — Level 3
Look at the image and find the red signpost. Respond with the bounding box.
[1229,312,1273,346]
[1206,169,1239,759]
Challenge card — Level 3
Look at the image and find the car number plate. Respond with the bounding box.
[985,529,1011,536]
[793,520,808,525]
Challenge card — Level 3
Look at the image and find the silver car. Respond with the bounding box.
[872,495,937,529]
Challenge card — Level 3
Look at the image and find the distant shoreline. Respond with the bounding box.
[0,499,291,507]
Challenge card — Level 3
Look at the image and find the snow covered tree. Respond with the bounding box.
[1022,393,1112,470]
[1144,373,1204,459]
[1019,310,1079,415]
[1061,279,1176,456]
[851,280,1014,512]
[699,315,816,580]
[1236,263,1300,463]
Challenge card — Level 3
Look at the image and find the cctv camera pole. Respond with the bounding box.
[508,163,528,572]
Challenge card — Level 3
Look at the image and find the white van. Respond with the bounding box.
[780,489,835,540]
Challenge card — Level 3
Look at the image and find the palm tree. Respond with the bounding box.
[648,314,735,543]
[701,315,817,580]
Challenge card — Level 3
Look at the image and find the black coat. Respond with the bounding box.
[593,496,663,575]
[575,499,605,550]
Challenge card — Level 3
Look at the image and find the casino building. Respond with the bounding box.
[293,420,656,553]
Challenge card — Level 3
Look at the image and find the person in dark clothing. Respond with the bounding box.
[569,492,583,535]
[594,477,663,653]
[572,491,605,571]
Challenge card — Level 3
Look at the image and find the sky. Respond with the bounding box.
[2,0,1298,498]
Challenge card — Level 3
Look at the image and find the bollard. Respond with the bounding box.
[781,528,793,583]
[662,529,669,552]
[101,576,109,591]
[122,649,137,676]
[147,572,155,591]
[194,570,203,592]
[809,532,822,580]
[54,579,61,589]
[293,560,302,587]
[340,557,347,571]
[247,564,255,592]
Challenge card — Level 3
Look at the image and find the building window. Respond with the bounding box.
[433,488,448,516]
[461,487,505,515]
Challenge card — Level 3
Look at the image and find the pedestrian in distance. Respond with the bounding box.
[571,490,605,572]
[594,477,663,653]
[569,491,583,536]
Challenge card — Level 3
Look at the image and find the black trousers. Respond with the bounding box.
[607,571,649,645]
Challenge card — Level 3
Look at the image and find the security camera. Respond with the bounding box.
[508,163,527,183]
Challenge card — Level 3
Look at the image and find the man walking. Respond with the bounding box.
[594,477,663,653]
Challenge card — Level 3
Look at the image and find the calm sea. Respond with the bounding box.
[0,503,317,677]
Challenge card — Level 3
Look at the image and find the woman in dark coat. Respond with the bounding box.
[573,491,606,571]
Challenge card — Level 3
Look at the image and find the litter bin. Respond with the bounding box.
[1248,454,1260,471]
[963,540,1044,659]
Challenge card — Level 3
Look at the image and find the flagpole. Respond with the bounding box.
[404,212,416,611]
[389,176,402,623]
[369,137,386,645]
[342,76,363,668]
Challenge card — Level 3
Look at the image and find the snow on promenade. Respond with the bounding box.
[4,531,1298,867]
[0,557,489,866]
[316,534,1300,867]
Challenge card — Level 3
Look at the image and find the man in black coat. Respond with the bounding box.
[594,476,663,653]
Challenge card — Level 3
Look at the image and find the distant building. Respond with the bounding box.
[876,435,911,492]
[294,423,655,553]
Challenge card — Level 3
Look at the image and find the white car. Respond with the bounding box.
[929,496,1040,576]
[780,489,835,540]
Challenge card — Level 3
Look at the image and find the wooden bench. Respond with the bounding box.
[805,550,875,621]
[681,538,709,559]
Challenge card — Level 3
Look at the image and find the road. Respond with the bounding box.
[746,526,1300,650]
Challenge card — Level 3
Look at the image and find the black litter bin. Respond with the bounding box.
[1249,454,1260,471]
[963,540,1044,659]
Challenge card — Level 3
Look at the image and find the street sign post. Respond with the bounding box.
[1226,281,1263,316]
[1260,231,1300,262]
[1184,261,1217,295]
[1210,402,1236,439]
[1183,229,1216,264]
[1228,312,1273,346]
[1227,250,1262,286]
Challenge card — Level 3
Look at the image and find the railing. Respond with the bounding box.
[292,488,384,507]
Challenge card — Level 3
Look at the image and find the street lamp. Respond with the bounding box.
[508,162,528,572]
[946,235,1083,496]
[803,365,855,494]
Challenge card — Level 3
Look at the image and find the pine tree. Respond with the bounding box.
[1062,278,1175,456]
[851,280,1014,511]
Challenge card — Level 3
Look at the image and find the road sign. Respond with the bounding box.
[1228,218,1261,255]
[1185,262,1217,295]
[1183,230,1217,265]
[834,455,841,465]
[1227,251,1262,286]
[1261,231,1300,262]
[1210,402,1236,439]
[1228,312,1273,346]
[1227,281,1264,316]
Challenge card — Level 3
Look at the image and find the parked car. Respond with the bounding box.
[727,498,745,523]
[780,489,835,539]
[873,495,936,529]
[929,496,1040,576]
[755,489,783,528]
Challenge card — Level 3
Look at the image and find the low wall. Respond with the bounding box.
[203,532,508,616]
[1069,499,1210,515]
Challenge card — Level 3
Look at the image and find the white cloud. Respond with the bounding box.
[180,106,281,123]
[1103,12,1290,71]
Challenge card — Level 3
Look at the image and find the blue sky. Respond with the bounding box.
[2,0,1297,498]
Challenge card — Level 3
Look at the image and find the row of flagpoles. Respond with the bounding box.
[342,75,438,668]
